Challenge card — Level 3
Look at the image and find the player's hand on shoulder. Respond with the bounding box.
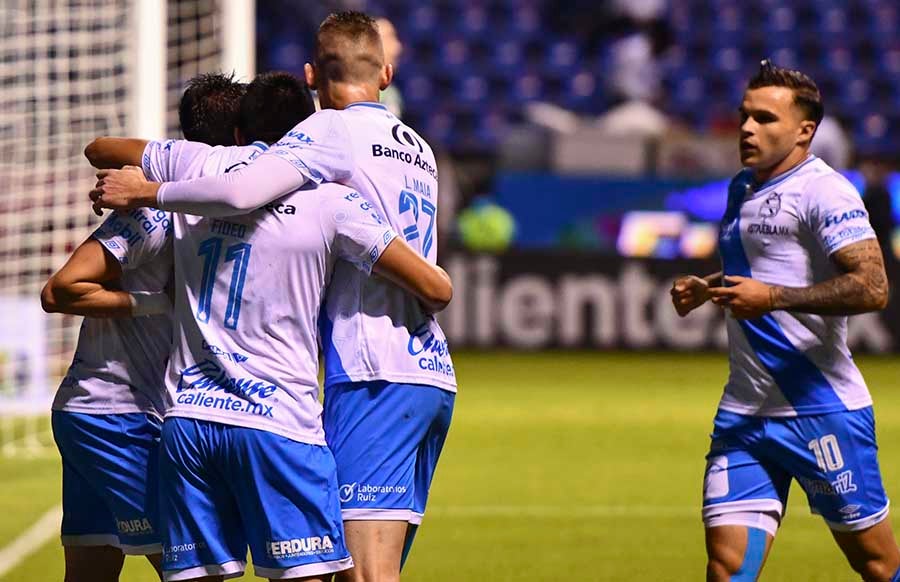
[709,275,773,319]
[671,275,711,317]
[90,165,153,216]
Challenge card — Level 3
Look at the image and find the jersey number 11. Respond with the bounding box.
[196,237,253,330]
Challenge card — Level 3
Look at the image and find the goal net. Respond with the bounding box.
[0,0,249,456]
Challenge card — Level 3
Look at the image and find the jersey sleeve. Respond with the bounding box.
[321,189,398,275]
[802,173,877,256]
[141,139,215,182]
[265,109,355,185]
[91,208,173,270]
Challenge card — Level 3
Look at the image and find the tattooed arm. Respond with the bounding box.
[769,239,889,315]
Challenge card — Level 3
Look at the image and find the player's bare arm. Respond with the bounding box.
[770,238,889,315]
[709,239,889,319]
[671,272,722,317]
[84,137,147,169]
[373,238,452,314]
[41,238,167,318]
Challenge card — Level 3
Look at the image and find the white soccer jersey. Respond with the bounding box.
[265,103,456,392]
[717,155,878,417]
[143,140,397,444]
[52,208,174,417]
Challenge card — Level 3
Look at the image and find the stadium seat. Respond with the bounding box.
[544,39,580,74]
[854,113,899,157]
[456,75,489,104]
[765,6,797,34]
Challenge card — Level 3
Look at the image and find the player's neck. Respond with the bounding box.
[752,149,811,186]
[318,83,380,110]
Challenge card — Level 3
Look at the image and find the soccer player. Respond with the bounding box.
[106,72,451,582]
[41,72,246,582]
[91,12,455,581]
[671,60,899,582]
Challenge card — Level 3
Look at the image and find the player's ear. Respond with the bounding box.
[798,119,816,146]
[304,63,317,90]
[380,64,393,91]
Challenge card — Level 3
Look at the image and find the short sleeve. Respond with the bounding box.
[141,139,215,182]
[91,208,173,270]
[320,188,397,274]
[802,173,877,256]
[264,109,354,185]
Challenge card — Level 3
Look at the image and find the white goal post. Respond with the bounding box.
[0,0,255,455]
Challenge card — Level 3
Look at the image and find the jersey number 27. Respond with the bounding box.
[399,190,436,257]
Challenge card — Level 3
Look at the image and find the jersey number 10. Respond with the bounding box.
[808,434,845,472]
[196,237,253,329]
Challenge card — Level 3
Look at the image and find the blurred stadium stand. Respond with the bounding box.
[258,0,900,158]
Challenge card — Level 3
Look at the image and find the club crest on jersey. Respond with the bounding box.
[759,192,782,219]
[746,191,790,236]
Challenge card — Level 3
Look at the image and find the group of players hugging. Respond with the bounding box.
[40,8,900,582]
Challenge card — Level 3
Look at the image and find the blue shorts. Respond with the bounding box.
[159,418,352,581]
[324,381,454,524]
[51,410,162,555]
[703,407,890,534]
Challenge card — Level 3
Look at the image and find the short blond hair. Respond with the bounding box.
[315,11,384,85]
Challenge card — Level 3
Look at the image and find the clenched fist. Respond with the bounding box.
[671,275,712,317]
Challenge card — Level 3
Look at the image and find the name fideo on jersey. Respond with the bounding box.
[264,103,457,393]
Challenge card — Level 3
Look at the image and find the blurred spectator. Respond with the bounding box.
[610,0,666,23]
[860,157,900,333]
[810,116,852,170]
[376,16,404,118]
[608,33,661,103]
[860,158,897,269]
[597,34,669,139]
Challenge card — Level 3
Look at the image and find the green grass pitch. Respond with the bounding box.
[2,351,899,581]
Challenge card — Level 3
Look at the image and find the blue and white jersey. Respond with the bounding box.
[53,209,174,417]
[264,103,457,393]
[717,155,878,417]
[142,140,397,445]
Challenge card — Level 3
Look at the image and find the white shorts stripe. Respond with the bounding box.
[341,508,418,522]
[702,499,785,520]
[825,502,890,532]
[60,534,120,548]
[163,559,245,581]
[254,556,354,579]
